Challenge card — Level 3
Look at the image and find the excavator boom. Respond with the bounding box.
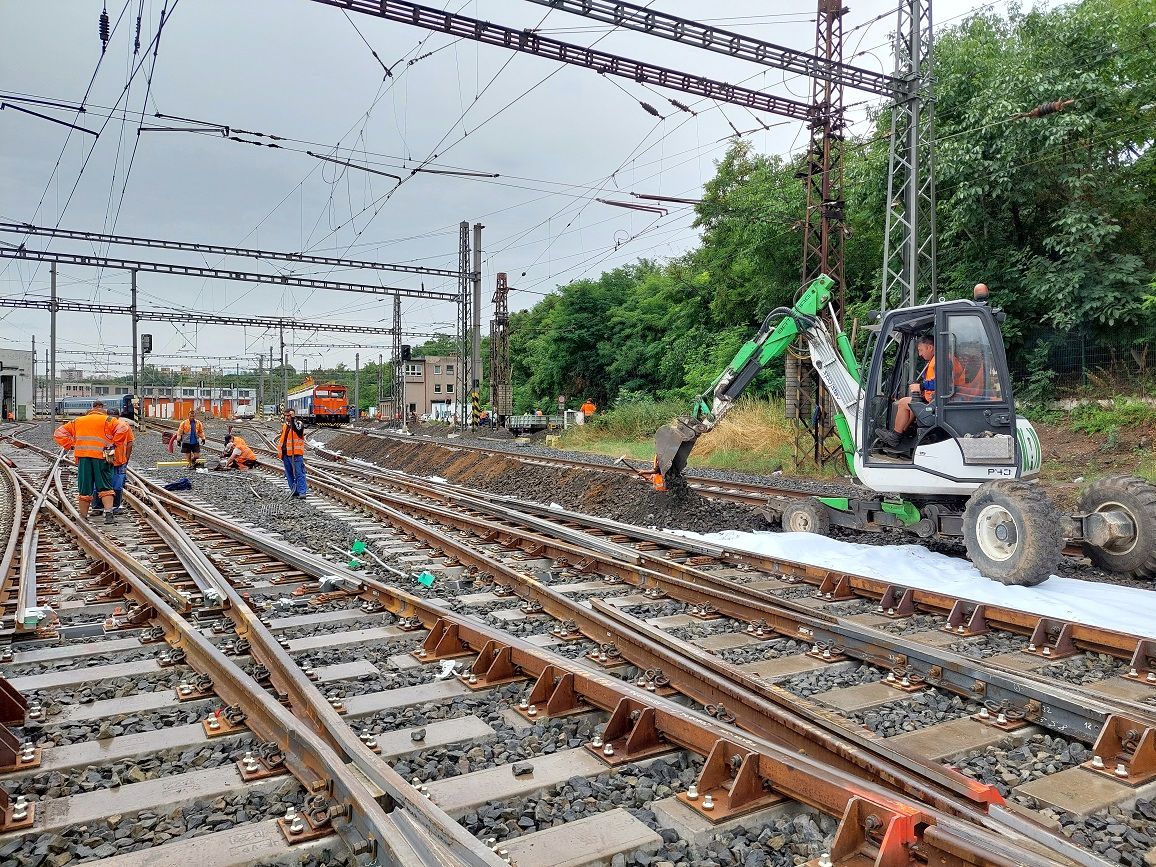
[652,274,856,489]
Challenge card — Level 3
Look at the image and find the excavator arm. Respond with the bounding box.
[654,274,858,488]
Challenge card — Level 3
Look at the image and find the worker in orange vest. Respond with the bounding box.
[176,411,205,469]
[53,400,125,523]
[221,434,258,470]
[580,398,597,417]
[109,413,135,513]
[278,408,307,497]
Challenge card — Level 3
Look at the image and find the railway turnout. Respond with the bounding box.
[0,422,1154,867]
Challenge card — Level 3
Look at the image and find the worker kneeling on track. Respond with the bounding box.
[54,399,130,524]
[216,433,258,471]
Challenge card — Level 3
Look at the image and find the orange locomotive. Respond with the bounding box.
[286,378,350,424]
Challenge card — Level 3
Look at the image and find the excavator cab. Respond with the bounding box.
[856,296,1026,493]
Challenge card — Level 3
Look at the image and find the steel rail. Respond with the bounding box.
[289,456,1153,730]
[0,454,26,628]
[317,444,1148,663]
[305,462,1145,742]
[0,434,500,864]
[130,468,1073,867]
[326,431,788,505]
[283,461,1013,818]
[123,480,502,866]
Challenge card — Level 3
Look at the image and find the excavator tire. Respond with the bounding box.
[1076,475,1156,577]
[962,481,1062,586]
[781,498,831,536]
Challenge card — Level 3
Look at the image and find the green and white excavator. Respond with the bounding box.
[652,274,1156,586]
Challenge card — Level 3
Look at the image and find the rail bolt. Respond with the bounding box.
[417,648,428,658]
[602,743,615,757]
[12,796,28,821]
[956,625,966,634]
[901,676,911,687]
[811,644,820,654]
[207,718,220,731]
[1042,647,1052,657]
[284,807,297,822]
[592,736,603,748]
[1149,672,1156,683]
[1091,755,1105,769]
[28,701,43,720]
[362,734,378,750]
[876,604,885,613]
[686,784,698,800]
[1130,668,1140,678]
[411,778,421,787]
[702,794,714,811]
[977,707,990,719]
[822,648,832,660]
[818,855,833,867]
[242,752,260,773]
[1115,763,1129,778]
[1028,643,1037,652]
[289,815,306,835]
[519,698,529,710]
[178,682,192,696]
[527,705,537,717]
[996,712,1008,725]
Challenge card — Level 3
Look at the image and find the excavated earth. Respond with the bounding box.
[326,433,766,534]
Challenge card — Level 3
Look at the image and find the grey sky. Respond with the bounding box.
[1,0,994,377]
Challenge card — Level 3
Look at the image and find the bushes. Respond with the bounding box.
[1070,399,1156,436]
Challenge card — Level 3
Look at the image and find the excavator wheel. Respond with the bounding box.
[781,498,831,536]
[962,481,1062,586]
[1077,475,1156,578]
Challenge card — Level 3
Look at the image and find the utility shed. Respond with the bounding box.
[0,349,35,420]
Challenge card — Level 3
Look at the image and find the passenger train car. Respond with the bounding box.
[54,395,132,417]
[286,379,350,424]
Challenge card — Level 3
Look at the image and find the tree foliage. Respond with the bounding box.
[505,0,1155,411]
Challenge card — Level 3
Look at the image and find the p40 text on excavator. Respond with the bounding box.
[651,275,1156,586]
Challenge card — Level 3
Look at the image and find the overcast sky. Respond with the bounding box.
[1,0,1004,377]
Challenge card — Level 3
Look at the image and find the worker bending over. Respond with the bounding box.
[279,409,308,498]
[54,400,128,523]
[220,434,258,470]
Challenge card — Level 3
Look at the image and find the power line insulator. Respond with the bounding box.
[99,6,111,53]
[640,101,662,119]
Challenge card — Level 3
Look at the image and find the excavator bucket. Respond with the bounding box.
[654,419,699,489]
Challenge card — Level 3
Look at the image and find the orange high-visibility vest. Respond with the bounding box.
[177,418,204,441]
[54,410,118,459]
[111,418,134,465]
[231,435,257,464]
[279,422,305,457]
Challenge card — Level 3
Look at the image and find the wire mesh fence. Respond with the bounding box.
[1009,326,1156,391]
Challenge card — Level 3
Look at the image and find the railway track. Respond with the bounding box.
[1,424,1154,867]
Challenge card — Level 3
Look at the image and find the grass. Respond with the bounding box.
[561,398,806,476]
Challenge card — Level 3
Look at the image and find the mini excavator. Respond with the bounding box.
[649,275,1156,586]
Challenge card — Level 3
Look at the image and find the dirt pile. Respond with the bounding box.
[327,433,766,533]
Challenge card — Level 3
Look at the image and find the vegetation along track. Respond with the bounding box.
[2,423,1155,866]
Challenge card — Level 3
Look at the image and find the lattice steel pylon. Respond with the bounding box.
[455,221,472,429]
[882,0,936,311]
[390,295,403,425]
[791,0,850,471]
[489,272,512,422]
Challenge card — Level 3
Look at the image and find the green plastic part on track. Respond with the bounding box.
[818,496,851,511]
[881,500,922,525]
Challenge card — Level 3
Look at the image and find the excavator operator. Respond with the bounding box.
[875,334,963,449]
